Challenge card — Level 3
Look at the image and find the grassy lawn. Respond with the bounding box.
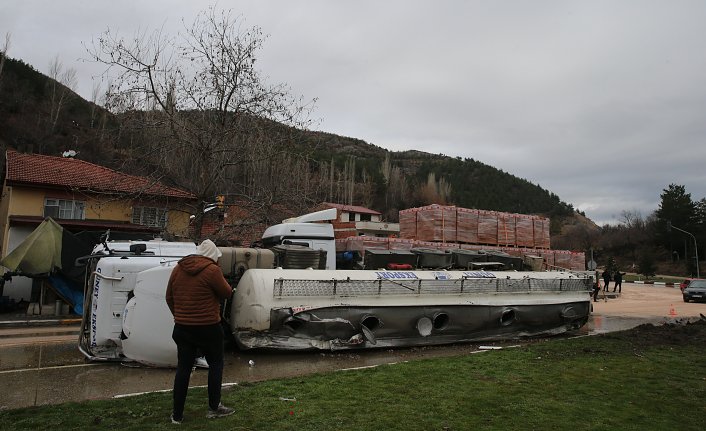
[1,321,705,430]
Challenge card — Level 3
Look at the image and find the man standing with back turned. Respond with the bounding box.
[166,239,234,424]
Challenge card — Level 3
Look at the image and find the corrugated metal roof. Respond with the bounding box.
[5,150,195,199]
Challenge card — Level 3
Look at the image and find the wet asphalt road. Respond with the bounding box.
[1,282,703,410]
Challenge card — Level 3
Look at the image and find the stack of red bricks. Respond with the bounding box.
[400,204,550,249]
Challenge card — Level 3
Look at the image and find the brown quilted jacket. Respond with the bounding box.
[165,255,233,325]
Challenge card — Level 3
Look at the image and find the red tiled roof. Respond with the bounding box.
[322,202,381,215]
[5,150,195,199]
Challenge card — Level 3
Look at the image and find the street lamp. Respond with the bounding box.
[668,221,700,278]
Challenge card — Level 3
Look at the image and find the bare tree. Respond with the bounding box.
[89,81,102,129]
[417,172,452,205]
[87,7,316,239]
[620,209,645,230]
[552,223,600,252]
[0,32,10,90]
[47,55,78,133]
[382,164,410,221]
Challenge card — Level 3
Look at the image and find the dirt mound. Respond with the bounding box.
[604,318,706,347]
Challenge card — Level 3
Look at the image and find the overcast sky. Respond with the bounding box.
[2,1,706,225]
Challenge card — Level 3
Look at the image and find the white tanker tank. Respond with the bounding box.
[77,209,592,366]
[230,268,592,351]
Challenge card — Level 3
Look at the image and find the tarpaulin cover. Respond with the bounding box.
[48,274,83,315]
[1,218,64,275]
[414,240,459,250]
[457,208,479,244]
[388,238,415,250]
[553,250,573,269]
[570,253,585,270]
[541,250,556,268]
[533,218,551,249]
[415,205,443,241]
[343,236,389,253]
[335,238,348,252]
[400,205,551,250]
[442,206,457,243]
[399,209,417,239]
[477,211,499,245]
[497,214,516,246]
[515,216,535,247]
[1,218,94,313]
[1,218,93,280]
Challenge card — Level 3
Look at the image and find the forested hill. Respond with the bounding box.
[0,54,578,232]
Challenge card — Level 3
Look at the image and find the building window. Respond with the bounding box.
[359,213,372,222]
[44,199,85,220]
[132,206,168,228]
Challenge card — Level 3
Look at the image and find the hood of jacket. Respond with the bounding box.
[177,255,216,275]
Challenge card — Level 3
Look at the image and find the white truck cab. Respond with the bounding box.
[261,208,337,270]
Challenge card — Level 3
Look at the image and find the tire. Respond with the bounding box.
[683,296,689,303]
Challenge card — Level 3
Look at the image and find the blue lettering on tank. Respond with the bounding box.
[375,271,419,280]
[91,267,101,347]
[433,272,451,280]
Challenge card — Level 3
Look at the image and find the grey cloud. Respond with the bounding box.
[2,1,706,225]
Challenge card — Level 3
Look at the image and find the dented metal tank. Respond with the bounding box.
[231,269,592,351]
[80,241,592,367]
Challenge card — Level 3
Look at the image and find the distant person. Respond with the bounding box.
[592,279,601,302]
[601,269,611,292]
[166,239,235,424]
[613,271,625,293]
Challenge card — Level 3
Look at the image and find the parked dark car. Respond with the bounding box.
[679,278,700,292]
[682,279,706,302]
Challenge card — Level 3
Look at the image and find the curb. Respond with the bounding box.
[632,281,677,287]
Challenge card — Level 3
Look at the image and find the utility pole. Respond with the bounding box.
[668,221,700,278]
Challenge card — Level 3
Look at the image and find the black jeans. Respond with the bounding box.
[172,323,225,419]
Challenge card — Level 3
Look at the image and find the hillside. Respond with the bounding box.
[0,54,591,236]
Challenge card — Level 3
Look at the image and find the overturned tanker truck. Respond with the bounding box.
[78,209,594,367]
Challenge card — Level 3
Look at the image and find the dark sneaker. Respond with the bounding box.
[170,413,183,424]
[207,403,235,419]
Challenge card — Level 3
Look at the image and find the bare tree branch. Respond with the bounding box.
[86,7,320,240]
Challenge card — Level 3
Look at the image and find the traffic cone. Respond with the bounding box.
[669,304,677,317]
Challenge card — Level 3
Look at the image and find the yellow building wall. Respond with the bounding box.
[2,185,193,240]
[0,186,13,256]
[7,187,132,221]
[166,209,193,239]
[86,198,133,221]
[7,188,44,216]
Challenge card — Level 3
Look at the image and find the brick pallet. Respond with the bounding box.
[400,204,551,250]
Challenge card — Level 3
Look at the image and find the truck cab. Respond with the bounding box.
[261,208,337,270]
